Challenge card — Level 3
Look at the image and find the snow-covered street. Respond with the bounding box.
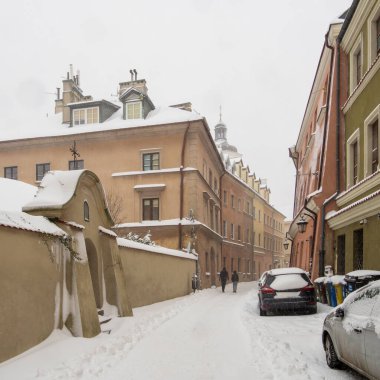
[0,282,363,380]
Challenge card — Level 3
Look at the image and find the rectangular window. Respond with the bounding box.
[86,108,99,124]
[143,198,159,220]
[69,160,84,170]
[223,191,227,206]
[355,49,362,86]
[127,102,142,119]
[73,108,98,125]
[337,235,346,275]
[74,109,85,125]
[238,199,241,211]
[36,163,50,181]
[4,166,17,180]
[353,229,363,270]
[143,153,160,171]
[231,195,234,209]
[231,258,234,271]
[223,220,227,237]
[230,223,234,240]
[377,18,380,54]
[353,141,358,185]
[238,225,241,241]
[371,120,378,173]
[238,258,241,272]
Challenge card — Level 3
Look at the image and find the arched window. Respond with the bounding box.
[84,201,90,221]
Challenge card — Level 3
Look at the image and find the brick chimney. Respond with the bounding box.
[55,65,92,124]
[119,69,148,96]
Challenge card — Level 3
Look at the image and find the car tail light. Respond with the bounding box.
[261,286,276,294]
[301,285,315,292]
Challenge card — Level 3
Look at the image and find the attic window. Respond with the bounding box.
[73,107,99,125]
[127,102,142,119]
[84,201,90,221]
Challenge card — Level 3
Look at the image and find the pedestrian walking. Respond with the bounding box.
[219,267,229,292]
[231,270,239,293]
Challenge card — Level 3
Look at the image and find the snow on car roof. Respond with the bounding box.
[268,267,308,276]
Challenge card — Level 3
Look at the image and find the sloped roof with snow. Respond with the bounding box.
[0,178,37,211]
[23,170,85,211]
[0,178,65,235]
[0,106,204,142]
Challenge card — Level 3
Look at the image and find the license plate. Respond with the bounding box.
[275,291,300,298]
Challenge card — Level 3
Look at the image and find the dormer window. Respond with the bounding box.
[127,101,142,119]
[73,107,99,125]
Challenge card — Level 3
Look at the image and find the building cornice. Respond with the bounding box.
[327,189,380,229]
[336,169,380,207]
[340,0,372,51]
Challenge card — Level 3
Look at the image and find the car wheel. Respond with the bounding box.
[309,305,317,314]
[259,306,267,316]
[325,334,341,369]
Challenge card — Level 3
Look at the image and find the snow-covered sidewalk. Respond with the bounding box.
[0,282,363,379]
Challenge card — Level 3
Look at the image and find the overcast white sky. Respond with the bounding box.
[0,0,352,218]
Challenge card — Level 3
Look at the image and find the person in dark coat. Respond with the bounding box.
[231,270,239,293]
[219,267,229,292]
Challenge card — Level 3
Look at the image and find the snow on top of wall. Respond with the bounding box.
[133,184,165,189]
[99,226,117,237]
[0,210,66,236]
[0,106,203,142]
[112,167,196,177]
[0,178,38,211]
[117,237,197,261]
[23,170,84,211]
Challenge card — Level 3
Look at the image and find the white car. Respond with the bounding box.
[322,279,380,379]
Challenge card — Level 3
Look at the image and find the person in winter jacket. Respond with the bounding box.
[219,267,229,292]
[231,270,239,293]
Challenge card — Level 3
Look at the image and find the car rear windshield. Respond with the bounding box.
[266,273,310,291]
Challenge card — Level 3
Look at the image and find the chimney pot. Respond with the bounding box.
[133,69,137,80]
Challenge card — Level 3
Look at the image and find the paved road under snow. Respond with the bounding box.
[0,282,364,380]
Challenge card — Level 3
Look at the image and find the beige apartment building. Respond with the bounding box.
[0,68,285,284]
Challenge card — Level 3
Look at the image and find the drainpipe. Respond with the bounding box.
[319,35,342,276]
[178,122,191,249]
[303,204,318,274]
[219,171,226,271]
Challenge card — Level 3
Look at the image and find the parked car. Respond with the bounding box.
[258,267,316,316]
[322,279,380,379]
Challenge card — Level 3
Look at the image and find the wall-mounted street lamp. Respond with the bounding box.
[283,240,290,250]
[296,214,308,234]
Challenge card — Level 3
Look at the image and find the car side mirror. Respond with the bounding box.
[258,281,262,288]
[334,307,344,318]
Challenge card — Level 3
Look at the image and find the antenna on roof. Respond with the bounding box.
[219,105,222,122]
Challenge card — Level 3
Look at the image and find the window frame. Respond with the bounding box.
[84,200,90,222]
[142,197,160,221]
[69,159,84,170]
[4,166,17,180]
[349,34,363,93]
[73,107,99,125]
[364,105,380,177]
[347,128,360,188]
[367,5,380,65]
[142,152,160,171]
[126,101,142,119]
[36,163,50,182]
